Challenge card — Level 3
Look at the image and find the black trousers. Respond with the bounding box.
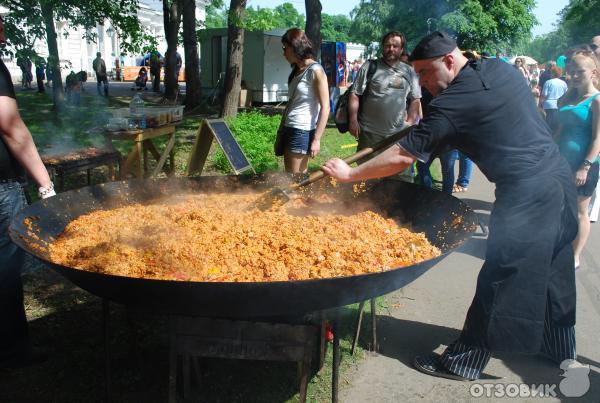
[459,166,578,354]
[36,74,45,93]
[545,108,560,134]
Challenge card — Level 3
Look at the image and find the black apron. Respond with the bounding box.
[459,156,578,354]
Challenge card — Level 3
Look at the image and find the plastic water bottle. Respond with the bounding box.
[129,93,146,129]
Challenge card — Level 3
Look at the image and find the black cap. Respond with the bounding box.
[409,31,457,61]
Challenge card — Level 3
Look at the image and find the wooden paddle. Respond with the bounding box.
[255,125,414,210]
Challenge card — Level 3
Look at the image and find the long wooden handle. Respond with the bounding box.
[293,125,414,189]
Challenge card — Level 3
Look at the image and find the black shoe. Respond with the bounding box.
[413,353,475,381]
[0,348,48,369]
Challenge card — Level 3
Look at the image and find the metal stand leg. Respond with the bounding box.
[351,301,366,355]
[103,299,111,403]
[297,357,310,403]
[183,354,191,399]
[332,310,341,403]
[370,298,377,353]
[168,317,177,403]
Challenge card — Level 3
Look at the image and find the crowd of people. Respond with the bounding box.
[11,49,184,101]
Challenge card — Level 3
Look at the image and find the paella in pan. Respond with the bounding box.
[47,190,441,282]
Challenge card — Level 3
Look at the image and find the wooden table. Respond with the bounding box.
[105,124,177,179]
[42,147,121,191]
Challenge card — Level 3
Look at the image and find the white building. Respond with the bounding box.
[346,42,368,62]
[1,1,208,82]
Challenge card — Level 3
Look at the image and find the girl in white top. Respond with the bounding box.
[278,28,329,174]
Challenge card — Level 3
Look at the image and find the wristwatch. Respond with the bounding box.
[582,159,594,168]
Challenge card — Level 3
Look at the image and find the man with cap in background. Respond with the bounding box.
[323,31,579,380]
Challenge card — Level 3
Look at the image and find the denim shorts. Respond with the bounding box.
[283,126,315,155]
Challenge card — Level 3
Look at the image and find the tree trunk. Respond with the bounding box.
[182,0,201,110]
[163,0,182,100]
[305,0,322,60]
[40,1,64,112]
[220,0,246,117]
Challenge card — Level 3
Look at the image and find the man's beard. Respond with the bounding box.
[384,53,400,63]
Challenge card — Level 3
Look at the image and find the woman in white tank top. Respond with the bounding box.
[277,28,330,173]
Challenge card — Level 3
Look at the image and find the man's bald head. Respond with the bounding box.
[411,48,468,96]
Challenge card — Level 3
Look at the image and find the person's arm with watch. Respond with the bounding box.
[577,96,600,187]
[0,95,55,199]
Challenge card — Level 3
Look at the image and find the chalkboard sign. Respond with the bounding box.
[186,119,254,176]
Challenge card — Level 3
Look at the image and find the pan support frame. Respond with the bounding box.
[101,299,349,402]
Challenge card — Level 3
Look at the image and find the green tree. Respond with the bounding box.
[243,6,279,31]
[274,3,305,28]
[182,0,202,110]
[442,0,536,50]
[350,0,537,53]
[203,2,228,28]
[305,0,322,58]
[350,0,392,49]
[202,2,303,32]
[2,0,142,110]
[524,29,570,64]
[560,0,600,45]
[221,0,246,117]
[162,0,183,101]
[321,14,352,42]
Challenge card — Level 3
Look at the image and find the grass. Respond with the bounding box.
[8,90,392,402]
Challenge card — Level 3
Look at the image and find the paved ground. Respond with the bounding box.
[79,80,183,97]
[22,80,186,99]
[340,167,600,403]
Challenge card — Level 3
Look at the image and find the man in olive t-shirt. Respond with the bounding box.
[348,31,421,181]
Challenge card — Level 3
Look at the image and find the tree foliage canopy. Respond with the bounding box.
[1,0,144,57]
[524,0,600,65]
[559,0,600,45]
[321,13,353,42]
[350,0,536,53]
[202,0,354,40]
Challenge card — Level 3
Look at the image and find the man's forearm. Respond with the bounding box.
[349,144,415,181]
[348,92,360,122]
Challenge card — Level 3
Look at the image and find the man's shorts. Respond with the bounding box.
[283,126,315,155]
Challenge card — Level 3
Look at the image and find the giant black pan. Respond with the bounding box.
[9,176,478,319]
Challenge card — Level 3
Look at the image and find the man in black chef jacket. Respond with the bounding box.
[322,31,579,381]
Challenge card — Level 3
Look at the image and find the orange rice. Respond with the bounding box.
[49,192,440,282]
